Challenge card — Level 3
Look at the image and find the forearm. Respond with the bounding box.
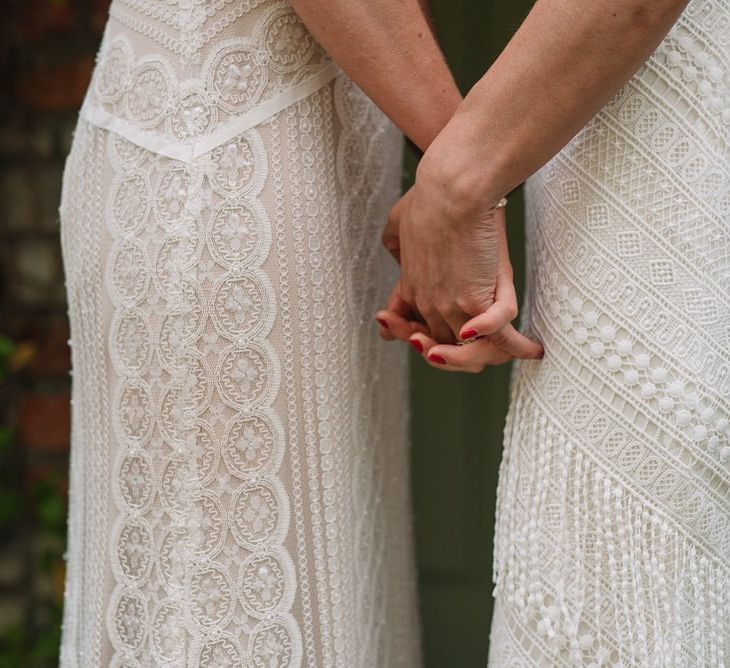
[288,0,460,150]
[422,0,688,205]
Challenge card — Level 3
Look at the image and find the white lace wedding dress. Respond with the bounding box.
[57,2,421,666]
[488,3,729,666]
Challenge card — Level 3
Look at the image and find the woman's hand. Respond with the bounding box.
[388,163,504,344]
[376,193,543,369]
[406,253,544,372]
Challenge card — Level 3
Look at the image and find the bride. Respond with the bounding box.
[59,0,448,665]
[58,0,728,666]
[300,0,728,665]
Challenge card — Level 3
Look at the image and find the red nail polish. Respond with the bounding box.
[429,354,446,364]
[410,339,423,353]
[461,328,478,339]
[376,318,389,329]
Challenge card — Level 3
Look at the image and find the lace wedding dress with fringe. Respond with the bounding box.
[488,2,729,666]
[57,1,420,666]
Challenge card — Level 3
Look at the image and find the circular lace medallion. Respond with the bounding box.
[114,380,154,445]
[249,616,302,668]
[238,549,295,619]
[207,131,266,195]
[217,342,278,410]
[126,61,171,127]
[116,452,154,512]
[157,283,204,371]
[211,271,274,341]
[157,526,190,589]
[208,200,270,269]
[184,420,219,484]
[209,42,267,112]
[231,478,287,549]
[112,516,154,583]
[110,588,148,652]
[108,240,150,306]
[109,173,151,236]
[261,7,316,74]
[190,564,235,627]
[198,633,244,667]
[223,411,283,477]
[169,89,216,140]
[110,308,152,374]
[150,601,186,663]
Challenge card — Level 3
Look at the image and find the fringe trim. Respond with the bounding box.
[492,387,729,667]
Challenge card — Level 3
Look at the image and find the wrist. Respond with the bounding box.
[416,106,506,214]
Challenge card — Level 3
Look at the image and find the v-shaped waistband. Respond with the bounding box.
[80,62,341,164]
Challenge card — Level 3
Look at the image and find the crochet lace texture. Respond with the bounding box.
[58,2,421,666]
[489,3,730,666]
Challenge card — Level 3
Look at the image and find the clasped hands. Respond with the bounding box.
[374,154,543,373]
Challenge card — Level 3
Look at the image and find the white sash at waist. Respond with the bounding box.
[79,62,341,164]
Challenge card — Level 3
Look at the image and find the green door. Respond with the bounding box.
[409,3,533,666]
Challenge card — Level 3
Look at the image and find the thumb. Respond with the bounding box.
[459,265,518,339]
[459,300,518,340]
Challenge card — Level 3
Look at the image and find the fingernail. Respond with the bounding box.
[410,339,423,353]
[429,354,446,365]
[461,328,478,339]
[376,317,389,329]
[538,349,545,359]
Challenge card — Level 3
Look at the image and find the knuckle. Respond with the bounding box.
[436,300,459,320]
[456,294,489,316]
[415,299,435,320]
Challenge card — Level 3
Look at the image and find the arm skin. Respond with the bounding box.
[288,0,461,151]
[422,0,690,213]
[387,0,690,370]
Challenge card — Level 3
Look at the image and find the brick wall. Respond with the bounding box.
[0,1,109,663]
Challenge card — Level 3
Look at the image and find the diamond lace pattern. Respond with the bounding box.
[489,3,730,666]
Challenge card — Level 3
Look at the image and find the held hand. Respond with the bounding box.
[376,185,543,370]
[377,253,543,372]
[389,162,505,343]
[408,257,544,372]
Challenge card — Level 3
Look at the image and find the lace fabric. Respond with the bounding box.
[489,3,730,666]
[58,2,421,666]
